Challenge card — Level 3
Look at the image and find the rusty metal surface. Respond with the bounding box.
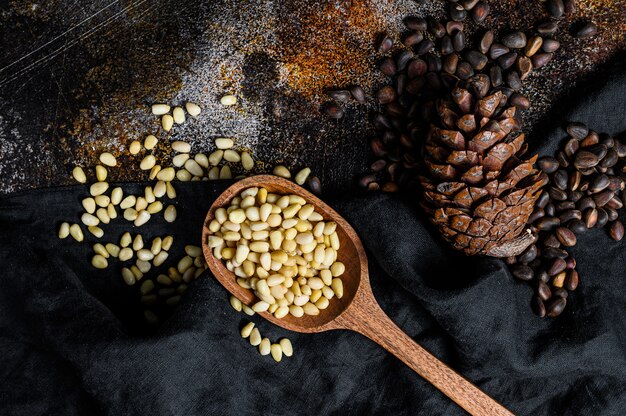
[0,0,624,194]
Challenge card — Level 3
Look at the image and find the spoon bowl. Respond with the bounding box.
[202,175,514,416]
[202,175,364,332]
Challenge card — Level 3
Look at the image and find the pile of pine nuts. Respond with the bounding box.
[207,186,345,320]
[57,96,318,355]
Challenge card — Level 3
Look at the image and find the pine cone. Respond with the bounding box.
[420,75,545,257]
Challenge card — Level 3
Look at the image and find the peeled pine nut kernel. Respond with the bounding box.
[95,165,107,182]
[144,135,158,150]
[164,205,177,223]
[249,328,262,346]
[99,152,116,167]
[129,140,141,155]
[58,222,70,239]
[220,95,237,106]
[229,295,242,312]
[152,103,170,115]
[140,155,156,170]
[172,141,191,153]
[82,197,96,213]
[241,152,254,170]
[240,322,255,338]
[90,182,109,196]
[92,254,108,269]
[295,168,311,185]
[279,338,293,357]
[185,102,201,117]
[161,114,174,132]
[70,224,83,242]
[134,210,151,226]
[259,338,271,355]
[270,344,283,362]
[72,166,87,183]
[215,138,234,149]
[172,107,185,124]
[272,165,291,178]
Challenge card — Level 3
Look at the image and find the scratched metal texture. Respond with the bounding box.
[0,0,624,195]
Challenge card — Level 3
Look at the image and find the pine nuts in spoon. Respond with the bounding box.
[207,186,344,319]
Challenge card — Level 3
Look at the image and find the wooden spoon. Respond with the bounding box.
[201,175,514,416]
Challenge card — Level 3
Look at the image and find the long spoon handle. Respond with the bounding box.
[342,299,514,416]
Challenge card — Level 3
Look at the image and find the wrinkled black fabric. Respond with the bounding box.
[1,58,626,416]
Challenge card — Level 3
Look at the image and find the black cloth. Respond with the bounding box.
[2,58,626,416]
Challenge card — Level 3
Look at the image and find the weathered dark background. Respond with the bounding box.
[0,0,624,194]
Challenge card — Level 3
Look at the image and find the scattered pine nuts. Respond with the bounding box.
[229,295,243,312]
[92,254,108,269]
[88,226,104,238]
[171,141,191,153]
[295,168,311,185]
[259,338,271,356]
[72,166,87,183]
[279,339,293,357]
[140,155,156,170]
[270,344,283,362]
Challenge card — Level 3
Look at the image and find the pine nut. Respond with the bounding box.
[215,138,234,149]
[166,182,176,199]
[153,251,168,266]
[176,169,191,181]
[330,262,345,277]
[131,265,144,280]
[110,187,123,205]
[164,205,177,222]
[99,152,116,167]
[161,114,174,132]
[58,222,70,239]
[72,166,87,183]
[144,135,158,150]
[81,213,99,227]
[140,155,156,170]
[259,338,271,355]
[140,279,154,295]
[119,247,133,261]
[162,236,174,251]
[223,150,240,162]
[219,165,232,179]
[94,195,110,207]
[81,197,96,214]
[220,95,237,106]
[279,339,293,357]
[295,168,311,185]
[92,254,108,269]
[149,165,161,180]
[133,234,144,250]
[172,141,191,153]
[121,267,136,285]
[147,201,163,214]
[273,165,291,178]
[90,182,109,196]
[184,159,203,176]
[152,103,170,115]
[242,305,255,316]
[95,165,107,181]
[172,153,189,167]
[249,328,261,346]
[270,344,283,362]
[172,106,185,124]
[229,295,242,312]
[120,195,136,209]
[156,167,175,182]
[134,210,151,226]
[137,249,154,261]
[136,260,151,273]
[331,278,343,298]
[241,151,254,170]
[185,102,201,117]
[157,274,172,285]
[129,140,141,155]
[252,301,270,312]
[241,321,255,338]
